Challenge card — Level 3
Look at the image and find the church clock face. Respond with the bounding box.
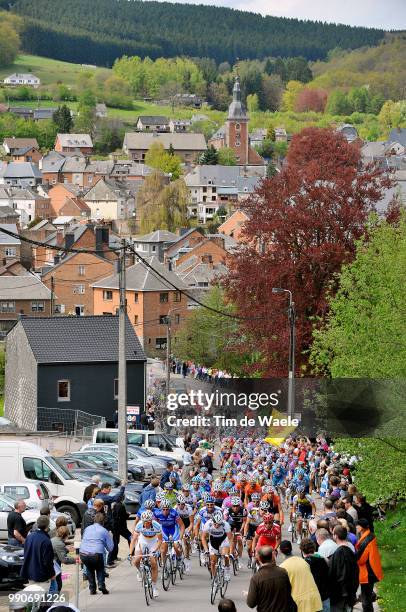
[235,123,241,131]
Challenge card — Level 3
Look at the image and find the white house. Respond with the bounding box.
[3,73,41,88]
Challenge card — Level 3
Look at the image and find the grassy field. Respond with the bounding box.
[0,54,108,86]
[375,504,406,612]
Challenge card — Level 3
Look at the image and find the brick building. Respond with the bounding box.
[218,210,249,242]
[54,134,93,155]
[0,275,52,336]
[42,251,114,316]
[92,256,189,353]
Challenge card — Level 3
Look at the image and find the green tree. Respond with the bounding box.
[266,160,278,178]
[53,105,73,133]
[282,80,305,112]
[310,214,406,378]
[246,93,259,112]
[0,12,22,67]
[94,119,123,154]
[173,286,252,373]
[256,139,274,158]
[218,147,237,166]
[144,142,182,180]
[199,145,219,165]
[139,175,189,232]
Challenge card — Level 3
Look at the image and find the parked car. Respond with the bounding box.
[92,429,184,462]
[62,452,146,482]
[70,449,152,480]
[70,469,143,515]
[80,444,168,475]
[0,441,88,526]
[0,493,75,540]
[0,481,52,510]
[0,542,24,587]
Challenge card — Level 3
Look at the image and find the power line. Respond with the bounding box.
[0,226,119,255]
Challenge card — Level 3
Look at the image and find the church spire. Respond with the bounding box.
[227,75,248,121]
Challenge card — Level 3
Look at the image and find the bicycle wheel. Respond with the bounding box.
[291,523,297,543]
[171,554,177,585]
[210,572,219,605]
[178,557,185,580]
[231,555,238,576]
[148,569,154,599]
[162,556,171,591]
[143,569,150,606]
[220,566,228,597]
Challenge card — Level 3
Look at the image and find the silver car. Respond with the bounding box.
[79,444,160,476]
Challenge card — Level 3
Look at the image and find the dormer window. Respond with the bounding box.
[235,123,241,131]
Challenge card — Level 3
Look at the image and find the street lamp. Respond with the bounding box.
[272,287,296,418]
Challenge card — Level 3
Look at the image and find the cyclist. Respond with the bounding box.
[175,494,194,572]
[223,496,247,569]
[180,483,196,509]
[292,486,316,543]
[202,510,234,581]
[261,485,284,524]
[194,495,216,563]
[271,464,287,504]
[244,478,262,507]
[154,499,185,564]
[163,482,178,507]
[212,481,227,507]
[252,512,281,555]
[130,510,162,599]
[243,492,262,563]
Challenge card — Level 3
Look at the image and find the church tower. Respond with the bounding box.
[226,76,249,165]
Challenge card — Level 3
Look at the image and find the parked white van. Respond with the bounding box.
[92,429,184,462]
[0,441,87,525]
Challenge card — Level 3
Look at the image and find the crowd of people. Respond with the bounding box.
[10,433,384,612]
[170,359,233,382]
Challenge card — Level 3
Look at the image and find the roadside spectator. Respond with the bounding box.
[139,475,160,506]
[160,462,174,488]
[111,497,131,562]
[343,496,358,523]
[83,480,100,504]
[329,525,359,612]
[21,516,56,589]
[7,499,27,547]
[300,538,331,612]
[203,448,215,474]
[95,482,125,568]
[356,519,383,612]
[81,498,105,535]
[32,505,56,538]
[80,513,113,595]
[246,545,296,612]
[279,540,322,612]
[218,599,237,612]
[51,526,75,592]
[354,494,374,531]
[87,487,101,509]
[316,528,338,562]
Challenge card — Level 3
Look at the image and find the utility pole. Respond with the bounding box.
[118,239,128,482]
[166,314,171,396]
[272,288,296,418]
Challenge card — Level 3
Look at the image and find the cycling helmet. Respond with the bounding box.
[177,494,186,504]
[259,500,270,510]
[206,495,215,504]
[297,486,306,495]
[156,492,166,501]
[257,464,264,471]
[263,485,272,494]
[220,469,227,476]
[164,482,174,490]
[228,486,237,493]
[263,512,274,523]
[192,476,201,483]
[213,482,222,492]
[144,499,155,509]
[161,499,171,509]
[239,474,248,481]
[141,510,154,522]
[182,483,190,491]
[251,492,261,501]
[231,496,241,506]
[213,512,224,525]
[200,466,208,473]
[240,464,248,472]
[249,477,257,484]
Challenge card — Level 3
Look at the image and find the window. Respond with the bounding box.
[23,457,52,482]
[174,291,181,302]
[236,140,241,147]
[0,301,15,313]
[5,247,16,257]
[134,293,139,303]
[159,292,169,303]
[151,245,156,252]
[114,378,118,399]
[103,290,113,300]
[159,315,168,324]
[4,485,30,499]
[78,265,85,276]
[235,123,241,131]
[155,337,167,349]
[73,284,85,294]
[134,315,139,324]
[31,301,45,312]
[57,380,70,402]
[175,314,180,324]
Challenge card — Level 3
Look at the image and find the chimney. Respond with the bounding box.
[95,225,103,252]
[102,226,109,245]
[65,232,75,251]
[54,254,60,265]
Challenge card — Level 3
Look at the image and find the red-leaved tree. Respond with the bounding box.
[223,127,393,376]
[294,88,328,113]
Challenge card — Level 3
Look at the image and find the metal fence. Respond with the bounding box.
[37,406,106,436]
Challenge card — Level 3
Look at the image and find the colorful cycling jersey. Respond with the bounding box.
[246,503,262,526]
[175,503,193,527]
[255,522,281,549]
[197,506,216,526]
[153,508,180,535]
[135,520,162,538]
[203,519,231,540]
[224,506,247,530]
[293,494,313,507]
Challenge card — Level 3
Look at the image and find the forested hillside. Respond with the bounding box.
[11,0,385,66]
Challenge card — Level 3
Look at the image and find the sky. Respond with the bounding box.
[149,0,406,30]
